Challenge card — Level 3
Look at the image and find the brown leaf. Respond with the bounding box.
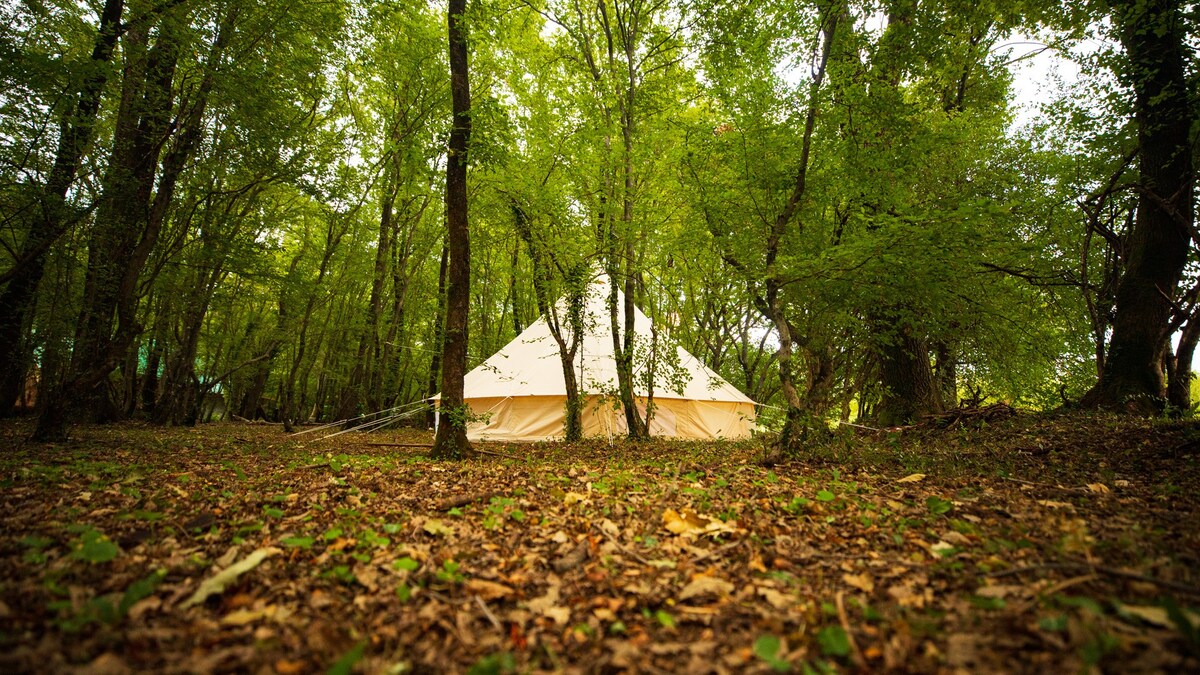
[841,572,874,593]
[464,579,515,600]
[679,575,735,601]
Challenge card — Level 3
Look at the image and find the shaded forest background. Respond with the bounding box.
[0,0,1196,441]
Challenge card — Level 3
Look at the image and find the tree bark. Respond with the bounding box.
[431,0,472,460]
[1167,315,1200,413]
[1081,0,1195,414]
[513,203,585,440]
[425,243,449,428]
[874,322,941,426]
[34,15,184,440]
[0,0,125,417]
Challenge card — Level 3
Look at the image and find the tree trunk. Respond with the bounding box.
[0,0,125,418]
[1168,316,1200,414]
[932,340,958,409]
[338,162,397,422]
[425,243,449,428]
[1081,0,1194,414]
[874,323,941,427]
[513,203,585,440]
[431,0,472,460]
[34,16,184,441]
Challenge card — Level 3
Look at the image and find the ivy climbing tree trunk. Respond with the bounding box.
[1081,0,1195,414]
[431,0,473,460]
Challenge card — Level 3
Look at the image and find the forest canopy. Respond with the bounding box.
[0,0,1196,441]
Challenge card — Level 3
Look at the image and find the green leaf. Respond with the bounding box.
[118,569,166,616]
[1039,614,1068,632]
[21,535,54,549]
[322,527,343,541]
[969,595,1006,610]
[283,536,314,549]
[753,634,791,672]
[72,528,119,564]
[264,507,285,518]
[816,490,836,502]
[393,557,420,572]
[466,651,516,675]
[327,640,366,675]
[816,626,850,658]
[925,496,953,515]
[655,609,676,628]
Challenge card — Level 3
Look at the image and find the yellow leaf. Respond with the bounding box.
[663,508,709,535]
[842,572,875,593]
[180,547,280,610]
[896,473,926,483]
[1086,483,1110,494]
[756,586,793,610]
[661,508,738,538]
[220,606,275,626]
[423,519,453,537]
[1118,603,1200,628]
[1036,500,1073,509]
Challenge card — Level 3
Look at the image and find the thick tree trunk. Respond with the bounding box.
[1081,0,1194,414]
[34,18,183,441]
[0,0,125,418]
[431,0,472,460]
[874,323,941,427]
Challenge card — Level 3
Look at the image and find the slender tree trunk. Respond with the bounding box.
[338,165,397,421]
[1168,317,1200,413]
[932,340,958,409]
[1081,0,1194,414]
[425,243,448,428]
[431,0,472,460]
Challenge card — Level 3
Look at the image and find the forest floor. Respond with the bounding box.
[0,411,1198,674]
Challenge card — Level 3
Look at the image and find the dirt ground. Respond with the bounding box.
[0,411,1197,673]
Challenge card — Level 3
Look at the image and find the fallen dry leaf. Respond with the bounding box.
[465,579,515,600]
[842,572,875,593]
[678,575,735,601]
[180,547,280,610]
[896,473,926,483]
[662,508,738,538]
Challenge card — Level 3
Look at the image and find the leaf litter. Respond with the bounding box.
[0,411,1197,673]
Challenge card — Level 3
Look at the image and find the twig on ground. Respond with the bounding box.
[988,562,1199,595]
[690,541,740,565]
[469,447,525,461]
[1000,476,1089,493]
[435,490,500,511]
[363,442,434,449]
[475,596,503,633]
[835,591,866,670]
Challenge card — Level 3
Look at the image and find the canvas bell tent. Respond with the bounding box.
[441,273,755,442]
